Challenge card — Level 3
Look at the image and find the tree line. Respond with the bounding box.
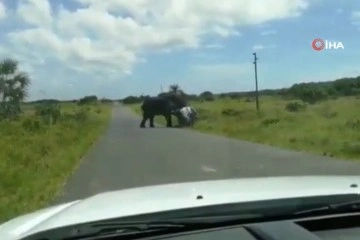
[27,96,114,105]
[121,77,360,105]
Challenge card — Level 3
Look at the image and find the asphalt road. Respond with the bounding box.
[55,104,360,204]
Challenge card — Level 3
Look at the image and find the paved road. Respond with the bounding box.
[55,105,360,204]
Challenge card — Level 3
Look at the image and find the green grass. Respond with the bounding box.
[129,96,360,161]
[0,103,112,223]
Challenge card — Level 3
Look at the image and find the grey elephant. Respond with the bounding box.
[140,94,187,128]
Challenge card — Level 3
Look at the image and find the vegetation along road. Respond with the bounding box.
[2,58,360,223]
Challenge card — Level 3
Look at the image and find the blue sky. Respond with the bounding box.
[0,0,359,100]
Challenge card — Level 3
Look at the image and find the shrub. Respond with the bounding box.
[199,91,214,101]
[122,96,142,104]
[35,103,61,126]
[285,101,306,112]
[261,118,280,127]
[78,95,98,105]
[221,108,242,117]
[345,119,360,130]
[22,118,43,133]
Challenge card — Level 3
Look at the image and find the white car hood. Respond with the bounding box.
[1,176,360,240]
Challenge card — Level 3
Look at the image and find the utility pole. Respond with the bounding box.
[253,52,260,112]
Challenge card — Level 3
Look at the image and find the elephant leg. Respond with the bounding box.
[140,114,148,128]
[149,115,155,128]
[165,114,172,127]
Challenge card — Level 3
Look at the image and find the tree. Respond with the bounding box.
[169,84,182,94]
[122,96,142,104]
[288,83,328,104]
[199,91,214,101]
[0,58,31,119]
[78,95,98,105]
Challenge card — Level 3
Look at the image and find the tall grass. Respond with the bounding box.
[0,103,112,223]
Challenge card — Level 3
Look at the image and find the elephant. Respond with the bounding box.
[140,94,187,128]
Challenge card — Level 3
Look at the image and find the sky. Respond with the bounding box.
[0,0,359,101]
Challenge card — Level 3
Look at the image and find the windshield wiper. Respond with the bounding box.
[62,221,192,240]
[58,214,264,240]
[23,213,265,240]
[293,199,360,216]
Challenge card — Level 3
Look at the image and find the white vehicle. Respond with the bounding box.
[1,176,360,240]
[173,106,198,127]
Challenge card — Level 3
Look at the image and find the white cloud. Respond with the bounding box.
[252,44,276,51]
[204,44,224,49]
[212,26,240,37]
[351,10,360,19]
[351,11,360,25]
[16,0,53,27]
[260,30,277,35]
[1,0,309,98]
[253,45,265,51]
[0,1,6,19]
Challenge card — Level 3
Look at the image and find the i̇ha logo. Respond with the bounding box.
[312,38,344,51]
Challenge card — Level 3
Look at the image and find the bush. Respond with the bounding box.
[285,102,306,112]
[261,118,280,127]
[22,118,43,133]
[35,103,61,126]
[221,108,242,117]
[100,98,112,103]
[204,96,214,101]
[199,91,214,101]
[289,84,329,104]
[345,119,360,130]
[0,102,22,120]
[78,95,98,105]
[122,96,142,104]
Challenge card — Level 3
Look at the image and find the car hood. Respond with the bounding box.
[1,175,360,240]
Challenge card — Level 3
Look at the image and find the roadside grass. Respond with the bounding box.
[0,103,112,223]
[128,96,360,160]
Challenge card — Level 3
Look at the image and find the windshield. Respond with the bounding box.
[1,0,360,236]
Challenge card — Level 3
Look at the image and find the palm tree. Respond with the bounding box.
[169,84,181,94]
[167,84,188,107]
[0,58,31,119]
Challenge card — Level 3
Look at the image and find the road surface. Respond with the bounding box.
[55,105,360,204]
